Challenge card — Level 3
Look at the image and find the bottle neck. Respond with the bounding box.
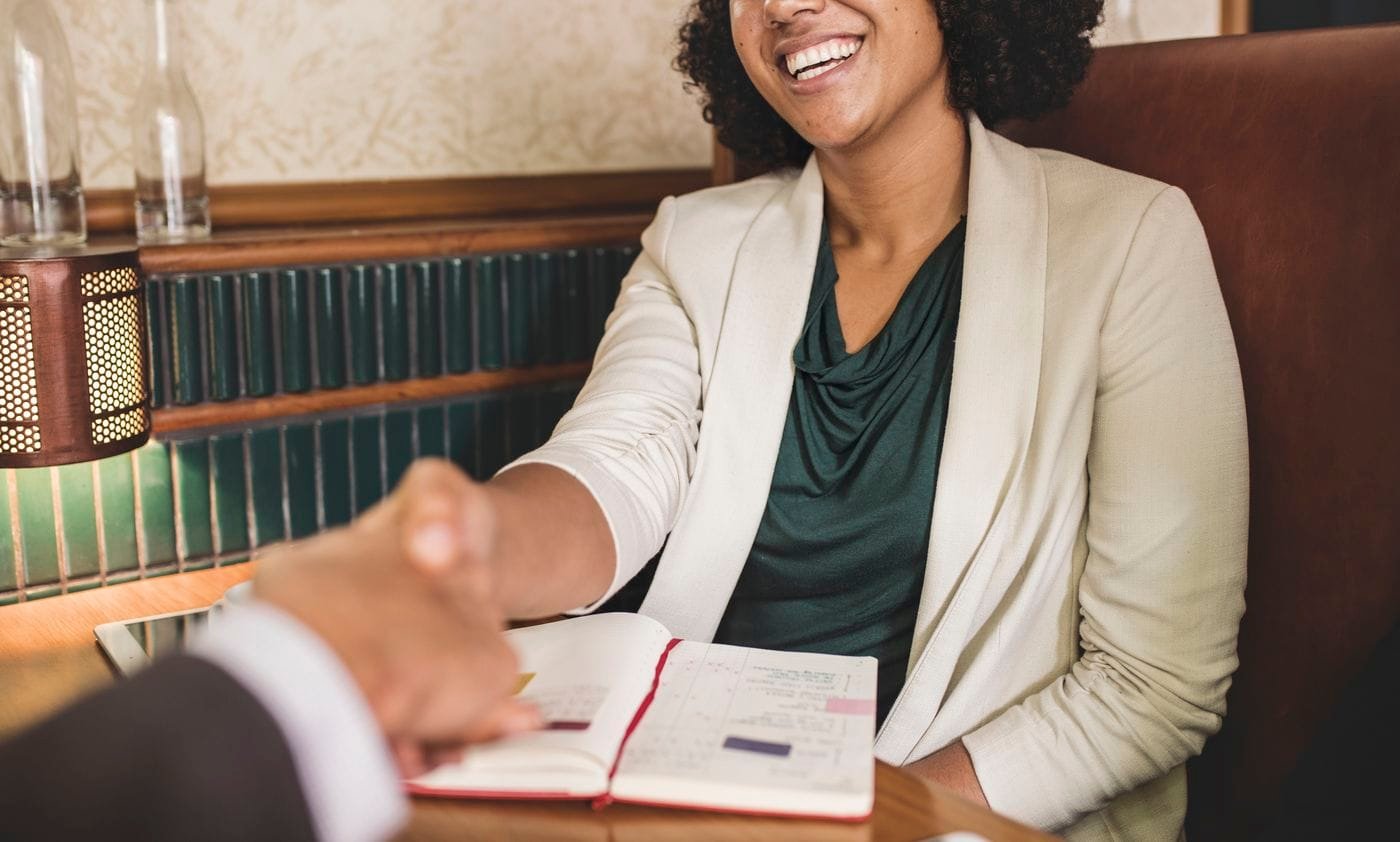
[145,0,182,70]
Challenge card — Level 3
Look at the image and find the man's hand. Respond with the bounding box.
[253,462,538,776]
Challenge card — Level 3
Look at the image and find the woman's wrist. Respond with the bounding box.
[907,740,990,808]
[484,464,616,619]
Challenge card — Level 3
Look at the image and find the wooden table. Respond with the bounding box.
[0,566,1053,841]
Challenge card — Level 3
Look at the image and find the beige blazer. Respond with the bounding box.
[509,115,1248,840]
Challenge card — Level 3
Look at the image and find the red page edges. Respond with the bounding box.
[591,636,682,810]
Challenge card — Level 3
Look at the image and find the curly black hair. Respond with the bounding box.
[677,0,1104,171]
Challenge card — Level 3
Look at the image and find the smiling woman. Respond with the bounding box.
[679,0,1101,169]
[385,2,1248,841]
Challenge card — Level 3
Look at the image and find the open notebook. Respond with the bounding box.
[408,613,877,821]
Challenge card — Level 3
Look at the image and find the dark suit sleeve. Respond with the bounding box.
[0,655,317,842]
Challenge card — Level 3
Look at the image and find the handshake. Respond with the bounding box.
[253,458,544,778]
[1,457,616,842]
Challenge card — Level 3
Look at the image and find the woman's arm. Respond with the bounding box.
[397,196,702,620]
[954,187,1249,830]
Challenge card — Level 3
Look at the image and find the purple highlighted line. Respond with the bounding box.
[825,697,876,715]
[723,736,792,757]
[545,721,592,731]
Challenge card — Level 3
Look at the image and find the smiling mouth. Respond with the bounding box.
[783,37,863,82]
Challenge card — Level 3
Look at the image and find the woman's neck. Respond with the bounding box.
[816,99,970,263]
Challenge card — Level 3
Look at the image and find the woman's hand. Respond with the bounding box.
[906,740,990,808]
[382,459,617,621]
[376,459,506,623]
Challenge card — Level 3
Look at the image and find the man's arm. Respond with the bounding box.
[0,655,319,842]
[0,463,540,842]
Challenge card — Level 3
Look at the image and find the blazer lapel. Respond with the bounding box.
[877,115,1049,761]
[639,157,827,640]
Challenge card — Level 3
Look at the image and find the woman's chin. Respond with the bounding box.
[801,129,875,160]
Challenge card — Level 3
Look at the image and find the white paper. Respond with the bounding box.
[610,641,877,817]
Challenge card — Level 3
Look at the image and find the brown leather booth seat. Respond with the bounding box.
[1003,25,1400,838]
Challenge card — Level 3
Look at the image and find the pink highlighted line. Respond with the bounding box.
[825,697,876,715]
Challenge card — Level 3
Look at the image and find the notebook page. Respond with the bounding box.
[610,641,877,818]
[411,612,673,796]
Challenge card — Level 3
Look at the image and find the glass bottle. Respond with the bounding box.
[0,0,87,247]
[131,0,209,243]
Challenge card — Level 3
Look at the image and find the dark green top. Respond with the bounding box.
[713,217,965,724]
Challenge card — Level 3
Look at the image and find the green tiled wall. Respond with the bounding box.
[145,246,635,409]
[0,382,582,604]
[0,240,637,606]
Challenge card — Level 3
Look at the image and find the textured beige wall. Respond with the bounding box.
[1098,0,1221,46]
[58,0,711,189]
[57,1,1219,190]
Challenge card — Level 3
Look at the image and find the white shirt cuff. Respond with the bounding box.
[190,600,408,842]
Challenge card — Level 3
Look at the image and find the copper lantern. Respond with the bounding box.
[0,246,150,467]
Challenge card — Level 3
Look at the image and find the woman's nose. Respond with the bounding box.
[763,0,827,27]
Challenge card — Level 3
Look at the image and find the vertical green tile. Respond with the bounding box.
[169,274,205,405]
[444,258,474,374]
[532,252,561,365]
[447,400,478,478]
[242,271,276,398]
[210,434,249,554]
[475,256,504,371]
[56,463,100,579]
[285,425,317,539]
[385,409,414,492]
[318,419,352,528]
[14,469,58,585]
[314,268,347,389]
[381,263,410,381]
[586,247,615,354]
[352,414,384,514]
[479,397,508,478]
[417,405,446,460]
[506,391,539,460]
[0,473,16,594]
[540,383,576,445]
[96,454,139,575]
[414,261,443,378]
[144,278,168,408]
[505,253,533,368]
[205,274,239,401]
[561,249,587,362]
[173,440,213,561]
[134,443,177,567]
[280,269,312,393]
[248,428,285,547]
[347,265,378,385]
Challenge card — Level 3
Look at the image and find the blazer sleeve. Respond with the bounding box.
[0,656,317,842]
[502,196,704,610]
[962,186,1250,829]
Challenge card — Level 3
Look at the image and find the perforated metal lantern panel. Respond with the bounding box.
[0,248,150,467]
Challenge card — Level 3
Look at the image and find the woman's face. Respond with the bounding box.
[729,0,948,156]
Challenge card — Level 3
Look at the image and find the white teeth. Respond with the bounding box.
[784,37,861,78]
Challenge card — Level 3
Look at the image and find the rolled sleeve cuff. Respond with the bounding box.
[962,710,1076,832]
[191,601,408,842]
[498,448,655,614]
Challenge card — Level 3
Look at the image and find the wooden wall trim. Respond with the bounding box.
[86,169,709,236]
[124,212,651,274]
[152,362,591,435]
[1221,0,1251,35]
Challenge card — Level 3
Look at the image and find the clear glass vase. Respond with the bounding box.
[131,0,209,243]
[0,0,88,247]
